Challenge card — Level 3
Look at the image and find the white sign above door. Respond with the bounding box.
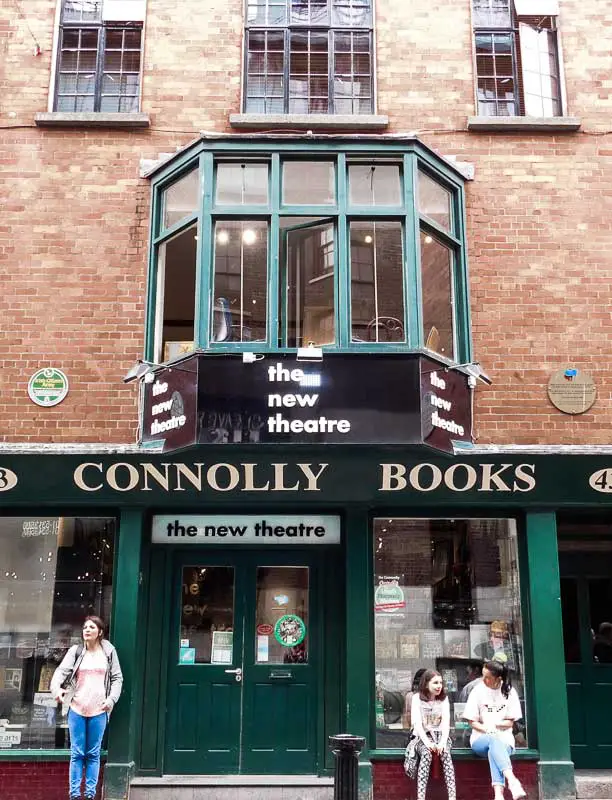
[151,514,341,544]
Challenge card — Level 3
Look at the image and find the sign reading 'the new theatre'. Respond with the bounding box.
[141,353,472,454]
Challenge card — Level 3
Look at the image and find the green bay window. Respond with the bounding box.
[147,140,471,366]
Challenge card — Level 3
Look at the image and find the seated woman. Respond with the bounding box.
[462,653,525,800]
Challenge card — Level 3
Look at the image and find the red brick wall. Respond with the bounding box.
[0,761,103,800]
[1,0,611,444]
[373,758,538,800]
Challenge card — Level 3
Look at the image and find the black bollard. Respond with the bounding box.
[329,734,366,800]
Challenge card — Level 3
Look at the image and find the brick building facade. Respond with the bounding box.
[0,1,611,799]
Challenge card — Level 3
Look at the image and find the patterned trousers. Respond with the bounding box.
[415,733,456,800]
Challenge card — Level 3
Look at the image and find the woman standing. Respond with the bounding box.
[462,653,526,800]
[51,616,123,800]
[411,670,456,800]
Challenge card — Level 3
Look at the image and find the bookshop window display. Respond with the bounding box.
[373,518,526,749]
[0,517,115,750]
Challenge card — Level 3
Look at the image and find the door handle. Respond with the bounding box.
[224,667,242,682]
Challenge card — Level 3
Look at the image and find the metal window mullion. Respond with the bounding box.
[403,153,420,348]
[198,153,215,349]
[337,153,349,348]
[284,28,290,113]
[95,26,105,112]
[509,29,520,115]
[328,29,335,114]
[269,154,280,348]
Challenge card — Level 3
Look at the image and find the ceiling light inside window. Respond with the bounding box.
[242,228,257,245]
[364,235,373,244]
[217,230,229,244]
[424,235,433,244]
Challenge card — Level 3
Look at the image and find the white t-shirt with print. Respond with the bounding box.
[462,681,522,748]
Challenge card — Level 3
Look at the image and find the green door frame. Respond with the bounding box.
[525,512,574,800]
[135,542,343,778]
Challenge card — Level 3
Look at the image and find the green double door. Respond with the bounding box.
[164,549,324,775]
[560,543,612,768]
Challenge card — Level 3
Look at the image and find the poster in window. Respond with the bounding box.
[4,669,22,691]
[398,634,420,660]
[211,631,233,664]
[443,629,470,659]
[420,631,443,659]
[37,663,55,692]
[441,668,458,693]
[469,624,490,659]
[376,630,398,660]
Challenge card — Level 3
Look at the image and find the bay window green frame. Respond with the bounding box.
[146,137,472,365]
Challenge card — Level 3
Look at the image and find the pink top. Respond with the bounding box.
[70,648,107,717]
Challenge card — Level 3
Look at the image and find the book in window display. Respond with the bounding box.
[443,628,470,659]
[398,634,420,660]
[420,630,443,659]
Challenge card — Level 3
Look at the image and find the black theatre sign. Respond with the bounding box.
[141,353,472,454]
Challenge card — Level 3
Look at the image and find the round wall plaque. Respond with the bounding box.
[27,368,69,407]
[547,368,596,415]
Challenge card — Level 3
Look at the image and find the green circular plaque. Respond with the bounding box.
[274,614,306,647]
[28,368,69,407]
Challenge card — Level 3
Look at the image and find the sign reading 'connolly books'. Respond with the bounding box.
[141,353,472,454]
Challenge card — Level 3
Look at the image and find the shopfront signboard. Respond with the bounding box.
[151,514,341,544]
[141,353,472,454]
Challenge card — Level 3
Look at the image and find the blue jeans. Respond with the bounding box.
[67,709,107,798]
[472,734,513,786]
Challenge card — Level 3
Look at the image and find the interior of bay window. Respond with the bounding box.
[212,221,268,343]
[350,222,405,343]
[149,148,468,363]
[155,223,197,363]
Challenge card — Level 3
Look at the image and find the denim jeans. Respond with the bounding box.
[471,734,513,785]
[67,709,107,798]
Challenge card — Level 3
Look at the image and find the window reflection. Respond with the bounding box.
[421,231,455,359]
[255,567,309,664]
[155,224,197,362]
[162,169,200,230]
[179,566,234,664]
[418,171,452,232]
[216,163,269,205]
[349,164,401,206]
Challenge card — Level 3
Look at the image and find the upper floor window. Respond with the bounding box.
[54,0,144,112]
[244,0,373,114]
[147,142,470,367]
[472,0,562,117]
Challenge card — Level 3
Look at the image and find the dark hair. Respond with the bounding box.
[412,668,427,693]
[483,658,511,698]
[83,615,106,640]
[418,670,447,702]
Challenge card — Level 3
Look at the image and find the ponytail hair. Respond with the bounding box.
[484,652,511,698]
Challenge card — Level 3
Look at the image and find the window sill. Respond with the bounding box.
[467,115,581,133]
[229,113,389,131]
[35,112,150,129]
[370,748,540,760]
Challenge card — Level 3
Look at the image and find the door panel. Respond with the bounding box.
[165,551,321,775]
[560,544,612,768]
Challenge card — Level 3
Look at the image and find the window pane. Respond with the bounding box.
[290,0,328,25]
[255,567,309,664]
[520,23,560,117]
[333,32,373,114]
[162,168,200,230]
[418,172,452,232]
[246,31,286,113]
[332,0,372,27]
[373,518,527,749]
[289,31,330,114]
[212,221,268,343]
[349,164,402,206]
[179,567,234,664]
[57,28,99,111]
[350,222,405,343]
[421,231,455,359]
[472,0,511,27]
[284,221,335,347]
[216,163,269,205]
[283,161,335,205]
[62,0,102,22]
[0,517,115,749]
[247,0,287,25]
[475,33,518,116]
[156,224,197,362]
